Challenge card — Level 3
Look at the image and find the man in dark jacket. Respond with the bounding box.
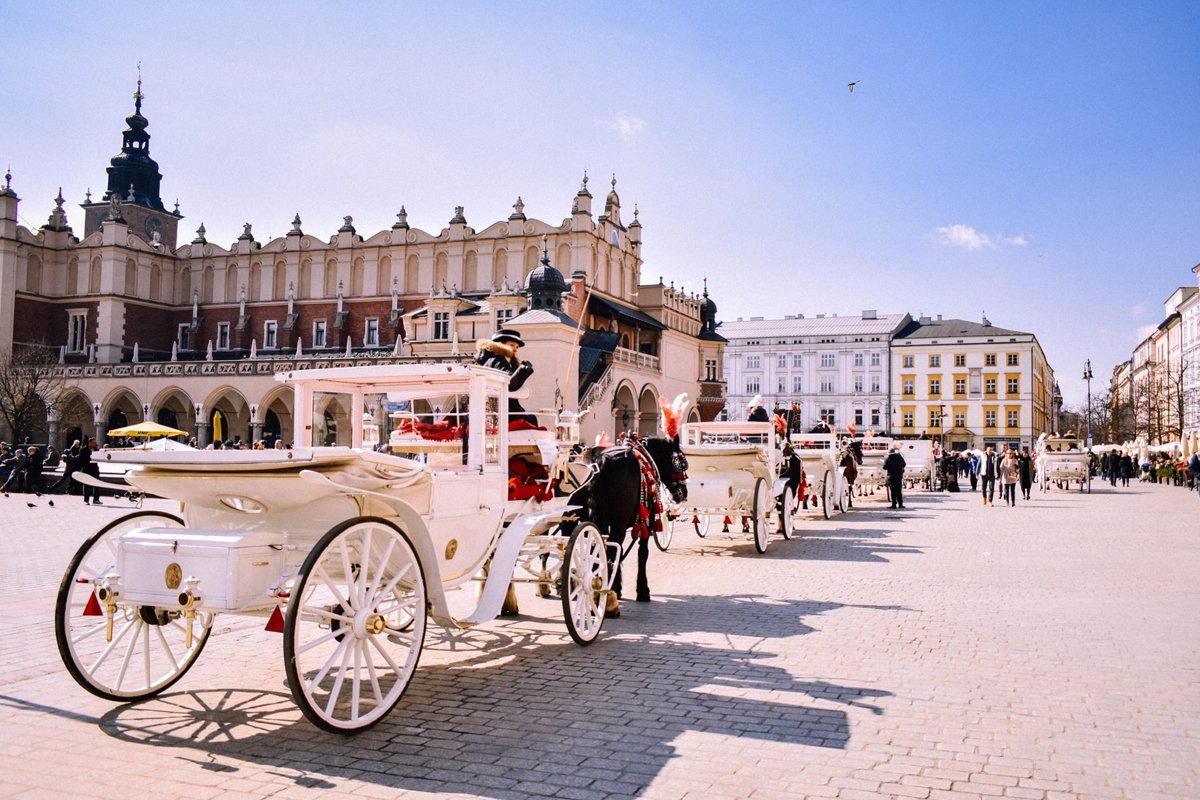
[746,395,769,423]
[1018,446,1034,500]
[980,445,998,506]
[475,328,536,425]
[883,444,906,509]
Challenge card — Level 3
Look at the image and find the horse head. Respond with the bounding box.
[643,435,689,504]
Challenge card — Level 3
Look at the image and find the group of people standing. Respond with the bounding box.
[940,445,1034,506]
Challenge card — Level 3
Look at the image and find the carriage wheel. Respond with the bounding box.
[284,517,427,733]
[694,514,711,537]
[654,514,674,552]
[751,478,770,554]
[777,486,794,540]
[55,510,210,702]
[838,483,852,513]
[561,522,608,646]
[821,471,833,520]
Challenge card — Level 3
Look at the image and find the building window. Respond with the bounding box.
[778,355,787,368]
[903,379,914,396]
[929,408,942,428]
[820,353,836,368]
[854,375,864,393]
[792,354,803,368]
[985,353,997,366]
[820,379,834,393]
[870,352,881,367]
[746,378,760,394]
[954,354,966,367]
[792,376,802,392]
[68,310,88,354]
[954,378,966,395]
[433,312,450,340]
[747,355,760,369]
[870,376,881,393]
[1007,353,1019,366]
[1007,409,1019,427]
[313,320,327,348]
[1007,377,1019,394]
[364,317,379,347]
[705,359,717,381]
[870,408,880,427]
[216,322,230,350]
[855,408,864,426]
[777,377,786,393]
[985,409,997,428]
[985,377,997,395]
[902,410,914,428]
[929,355,941,367]
[264,320,278,349]
[820,408,835,425]
[497,307,515,327]
[854,352,864,367]
[929,378,941,397]
[177,323,191,351]
[954,410,965,428]
[903,355,914,368]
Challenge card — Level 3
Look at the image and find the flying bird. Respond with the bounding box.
[848,80,862,93]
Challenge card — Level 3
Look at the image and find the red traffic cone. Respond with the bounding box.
[265,605,285,633]
[83,591,102,617]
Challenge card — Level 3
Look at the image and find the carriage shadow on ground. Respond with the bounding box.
[673,525,925,564]
[85,595,895,800]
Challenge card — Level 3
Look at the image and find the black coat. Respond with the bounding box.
[747,406,769,423]
[883,452,906,481]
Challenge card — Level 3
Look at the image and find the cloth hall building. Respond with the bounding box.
[0,87,726,448]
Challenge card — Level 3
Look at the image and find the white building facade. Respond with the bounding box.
[721,311,910,431]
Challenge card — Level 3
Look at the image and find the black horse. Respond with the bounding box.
[565,436,688,612]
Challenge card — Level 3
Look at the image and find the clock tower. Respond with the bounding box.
[82,77,182,248]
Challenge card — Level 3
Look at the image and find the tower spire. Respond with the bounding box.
[134,62,143,115]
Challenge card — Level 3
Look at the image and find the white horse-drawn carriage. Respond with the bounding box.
[788,432,853,519]
[851,435,893,496]
[55,363,613,733]
[894,439,935,489]
[1035,433,1091,493]
[664,421,791,553]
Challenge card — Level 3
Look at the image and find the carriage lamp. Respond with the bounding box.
[178,577,202,648]
[96,577,121,642]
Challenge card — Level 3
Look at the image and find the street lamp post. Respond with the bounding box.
[1083,360,1093,445]
[937,403,946,490]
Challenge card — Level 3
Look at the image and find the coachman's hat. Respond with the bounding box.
[491,328,524,347]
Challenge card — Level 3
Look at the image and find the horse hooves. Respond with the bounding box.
[606,606,620,618]
[636,594,651,602]
[499,607,520,618]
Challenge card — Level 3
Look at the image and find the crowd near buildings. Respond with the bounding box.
[1109,264,1200,450]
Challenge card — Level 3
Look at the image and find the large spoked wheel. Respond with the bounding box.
[837,482,852,513]
[751,478,770,554]
[55,510,209,701]
[694,513,710,538]
[777,486,794,540]
[561,522,608,646]
[821,471,833,520]
[284,516,427,733]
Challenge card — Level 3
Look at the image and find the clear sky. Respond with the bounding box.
[3,1,1197,407]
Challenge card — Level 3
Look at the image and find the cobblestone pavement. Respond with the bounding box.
[1,482,1197,800]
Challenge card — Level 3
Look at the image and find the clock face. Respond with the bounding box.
[145,216,163,237]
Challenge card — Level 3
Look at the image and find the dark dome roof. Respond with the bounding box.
[525,261,568,294]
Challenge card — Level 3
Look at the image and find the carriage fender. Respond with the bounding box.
[771,477,788,499]
[458,505,581,627]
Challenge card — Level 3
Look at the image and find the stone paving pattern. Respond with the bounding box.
[0,481,1197,799]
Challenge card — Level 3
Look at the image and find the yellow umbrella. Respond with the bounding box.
[212,410,224,442]
[107,420,188,438]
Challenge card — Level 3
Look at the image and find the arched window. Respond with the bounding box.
[66,258,78,295]
[404,254,419,294]
[376,256,390,296]
[89,257,101,294]
[463,250,478,292]
[299,259,312,299]
[150,263,162,301]
[202,265,214,303]
[224,263,239,303]
[249,263,262,301]
[323,259,338,297]
[434,252,448,290]
[125,258,138,297]
[351,257,364,295]
[492,249,508,290]
[273,261,287,300]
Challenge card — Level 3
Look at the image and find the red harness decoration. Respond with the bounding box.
[629,443,663,540]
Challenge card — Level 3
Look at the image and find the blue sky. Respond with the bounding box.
[3,1,1198,406]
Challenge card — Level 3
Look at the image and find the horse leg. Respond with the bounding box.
[606,523,624,616]
[636,535,650,602]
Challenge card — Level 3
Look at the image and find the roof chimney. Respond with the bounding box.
[919,315,931,325]
[936,314,942,322]
[862,309,877,320]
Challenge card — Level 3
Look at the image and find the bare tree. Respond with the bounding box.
[0,346,69,442]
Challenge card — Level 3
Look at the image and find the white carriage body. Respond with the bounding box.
[853,436,894,488]
[679,421,779,513]
[1037,436,1090,484]
[894,439,935,485]
[100,363,571,624]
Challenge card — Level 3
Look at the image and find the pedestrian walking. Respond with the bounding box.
[980,446,998,506]
[49,440,80,494]
[76,438,102,505]
[1018,447,1033,500]
[1188,453,1200,500]
[1000,450,1019,506]
[967,451,979,491]
[883,444,907,509]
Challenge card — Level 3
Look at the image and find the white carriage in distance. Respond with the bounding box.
[666,421,792,553]
[1035,433,1092,493]
[55,363,613,734]
[894,439,936,490]
[851,435,894,497]
[788,432,853,519]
